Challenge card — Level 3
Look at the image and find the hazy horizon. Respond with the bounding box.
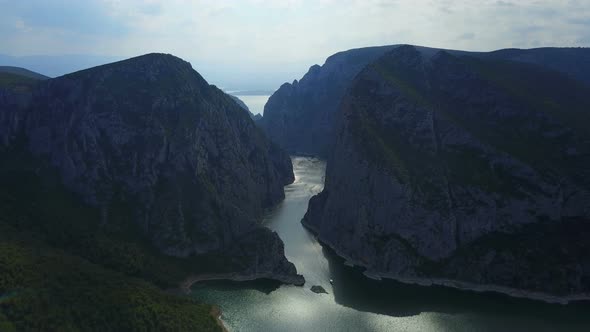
[2,0,590,90]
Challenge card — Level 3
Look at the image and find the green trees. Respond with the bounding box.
[0,151,221,331]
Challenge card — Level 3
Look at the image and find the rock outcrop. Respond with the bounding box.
[262,45,590,157]
[0,53,302,284]
[303,45,590,300]
[310,285,328,294]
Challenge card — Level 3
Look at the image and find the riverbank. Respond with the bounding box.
[210,305,229,332]
[180,272,305,294]
[191,157,590,332]
[301,220,590,305]
[363,272,590,305]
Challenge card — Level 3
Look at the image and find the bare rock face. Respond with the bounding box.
[304,45,590,298]
[0,53,302,284]
[261,46,398,157]
[261,45,590,158]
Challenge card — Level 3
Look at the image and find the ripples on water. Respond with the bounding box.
[190,157,590,332]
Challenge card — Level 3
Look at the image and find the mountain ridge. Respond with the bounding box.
[0,66,49,80]
[261,45,590,157]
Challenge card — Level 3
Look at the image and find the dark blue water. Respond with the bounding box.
[190,157,590,332]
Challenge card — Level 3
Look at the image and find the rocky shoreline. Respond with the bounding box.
[361,273,590,305]
[210,306,229,332]
[301,218,590,305]
[180,272,305,294]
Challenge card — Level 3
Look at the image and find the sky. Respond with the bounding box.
[1,0,590,90]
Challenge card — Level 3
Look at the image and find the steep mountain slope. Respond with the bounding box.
[0,53,303,329]
[262,45,590,157]
[2,52,297,254]
[261,45,397,156]
[303,45,590,301]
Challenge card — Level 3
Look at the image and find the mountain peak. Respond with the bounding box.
[53,52,210,97]
[61,52,197,82]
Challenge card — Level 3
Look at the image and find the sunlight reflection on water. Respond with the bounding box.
[190,157,590,332]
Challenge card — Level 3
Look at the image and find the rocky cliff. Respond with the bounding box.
[261,46,397,156]
[262,45,590,157]
[0,53,302,284]
[303,45,590,300]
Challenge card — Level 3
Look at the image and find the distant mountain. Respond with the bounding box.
[0,53,301,330]
[303,45,590,302]
[0,66,49,80]
[0,66,48,92]
[0,53,122,77]
[262,45,590,157]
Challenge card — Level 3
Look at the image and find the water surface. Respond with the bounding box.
[190,157,590,332]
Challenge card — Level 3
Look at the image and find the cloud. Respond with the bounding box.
[494,1,515,7]
[0,0,589,90]
[457,32,475,40]
[1,0,128,35]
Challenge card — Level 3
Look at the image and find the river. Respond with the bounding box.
[190,157,590,332]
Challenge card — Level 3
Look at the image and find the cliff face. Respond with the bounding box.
[262,45,590,157]
[0,53,301,283]
[303,46,590,298]
[261,46,397,156]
